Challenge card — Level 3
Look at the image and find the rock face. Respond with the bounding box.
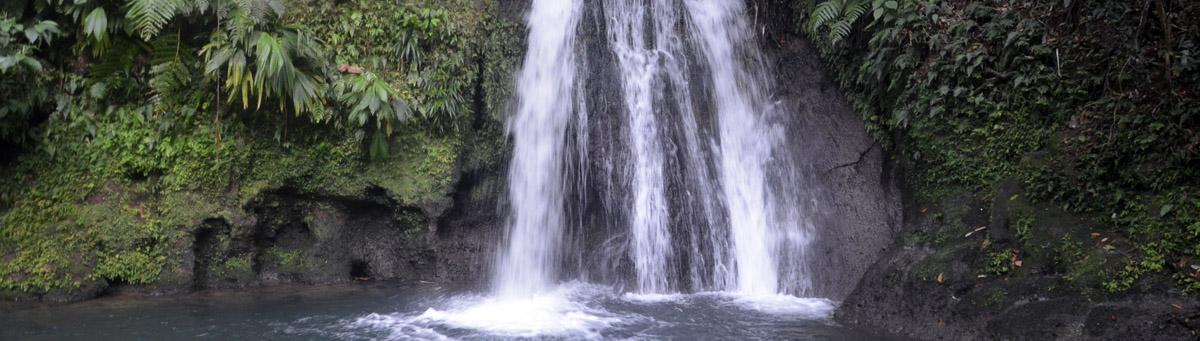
[834,192,1200,340]
[751,1,1199,339]
[190,190,437,289]
[751,0,903,301]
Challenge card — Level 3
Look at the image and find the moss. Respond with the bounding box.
[216,253,255,282]
[360,131,460,205]
[91,250,164,285]
[267,248,309,275]
[241,134,363,200]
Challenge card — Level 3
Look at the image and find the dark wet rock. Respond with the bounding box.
[834,186,1200,340]
[756,4,902,300]
[748,1,1198,339]
[988,180,1022,245]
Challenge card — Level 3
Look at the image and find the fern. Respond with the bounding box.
[126,0,188,40]
[806,0,872,46]
[808,1,843,33]
[148,32,196,109]
[89,39,140,78]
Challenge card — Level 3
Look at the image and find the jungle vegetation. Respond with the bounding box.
[798,0,1199,292]
[0,0,519,294]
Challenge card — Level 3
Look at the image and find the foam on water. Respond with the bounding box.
[720,293,837,318]
[620,292,685,304]
[342,284,836,339]
[414,286,618,338]
[347,283,626,339]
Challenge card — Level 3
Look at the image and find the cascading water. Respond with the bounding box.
[340,1,844,338]
[683,0,805,296]
[604,0,674,294]
[494,0,584,298]
[497,0,816,296]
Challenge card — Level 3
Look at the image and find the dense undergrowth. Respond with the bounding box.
[797,0,1198,292]
[0,0,518,296]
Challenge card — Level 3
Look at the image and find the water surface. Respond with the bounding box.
[1,282,899,340]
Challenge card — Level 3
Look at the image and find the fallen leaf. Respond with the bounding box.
[921,207,929,213]
[978,274,988,278]
[937,272,945,283]
[1101,237,1109,243]
[1102,245,1117,251]
[1172,304,1184,310]
[1014,260,1023,268]
[1090,232,1101,238]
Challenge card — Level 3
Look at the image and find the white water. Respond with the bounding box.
[494,0,816,297]
[494,0,584,298]
[604,0,673,294]
[480,0,819,336]
[597,0,814,296]
[684,0,779,295]
[683,0,809,295]
[345,283,837,339]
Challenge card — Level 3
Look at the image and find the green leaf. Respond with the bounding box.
[18,56,41,72]
[84,7,109,42]
[1160,205,1174,217]
[0,56,16,71]
[89,82,108,99]
[23,27,38,43]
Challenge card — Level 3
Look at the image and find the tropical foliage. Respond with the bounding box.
[0,0,513,295]
[799,0,1199,292]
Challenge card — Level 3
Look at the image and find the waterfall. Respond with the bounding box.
[498,0,814,297]
[494,0,584,298]
[604,0,674,294]
[683,0,798,296]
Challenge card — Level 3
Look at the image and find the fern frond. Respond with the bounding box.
[148,32,182,66]
[126,0,187,40]
[90,39,139,78]
[147,32,196,108]
[807,1,844,33]
[844,0,869,24]
[830,20,853,45]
